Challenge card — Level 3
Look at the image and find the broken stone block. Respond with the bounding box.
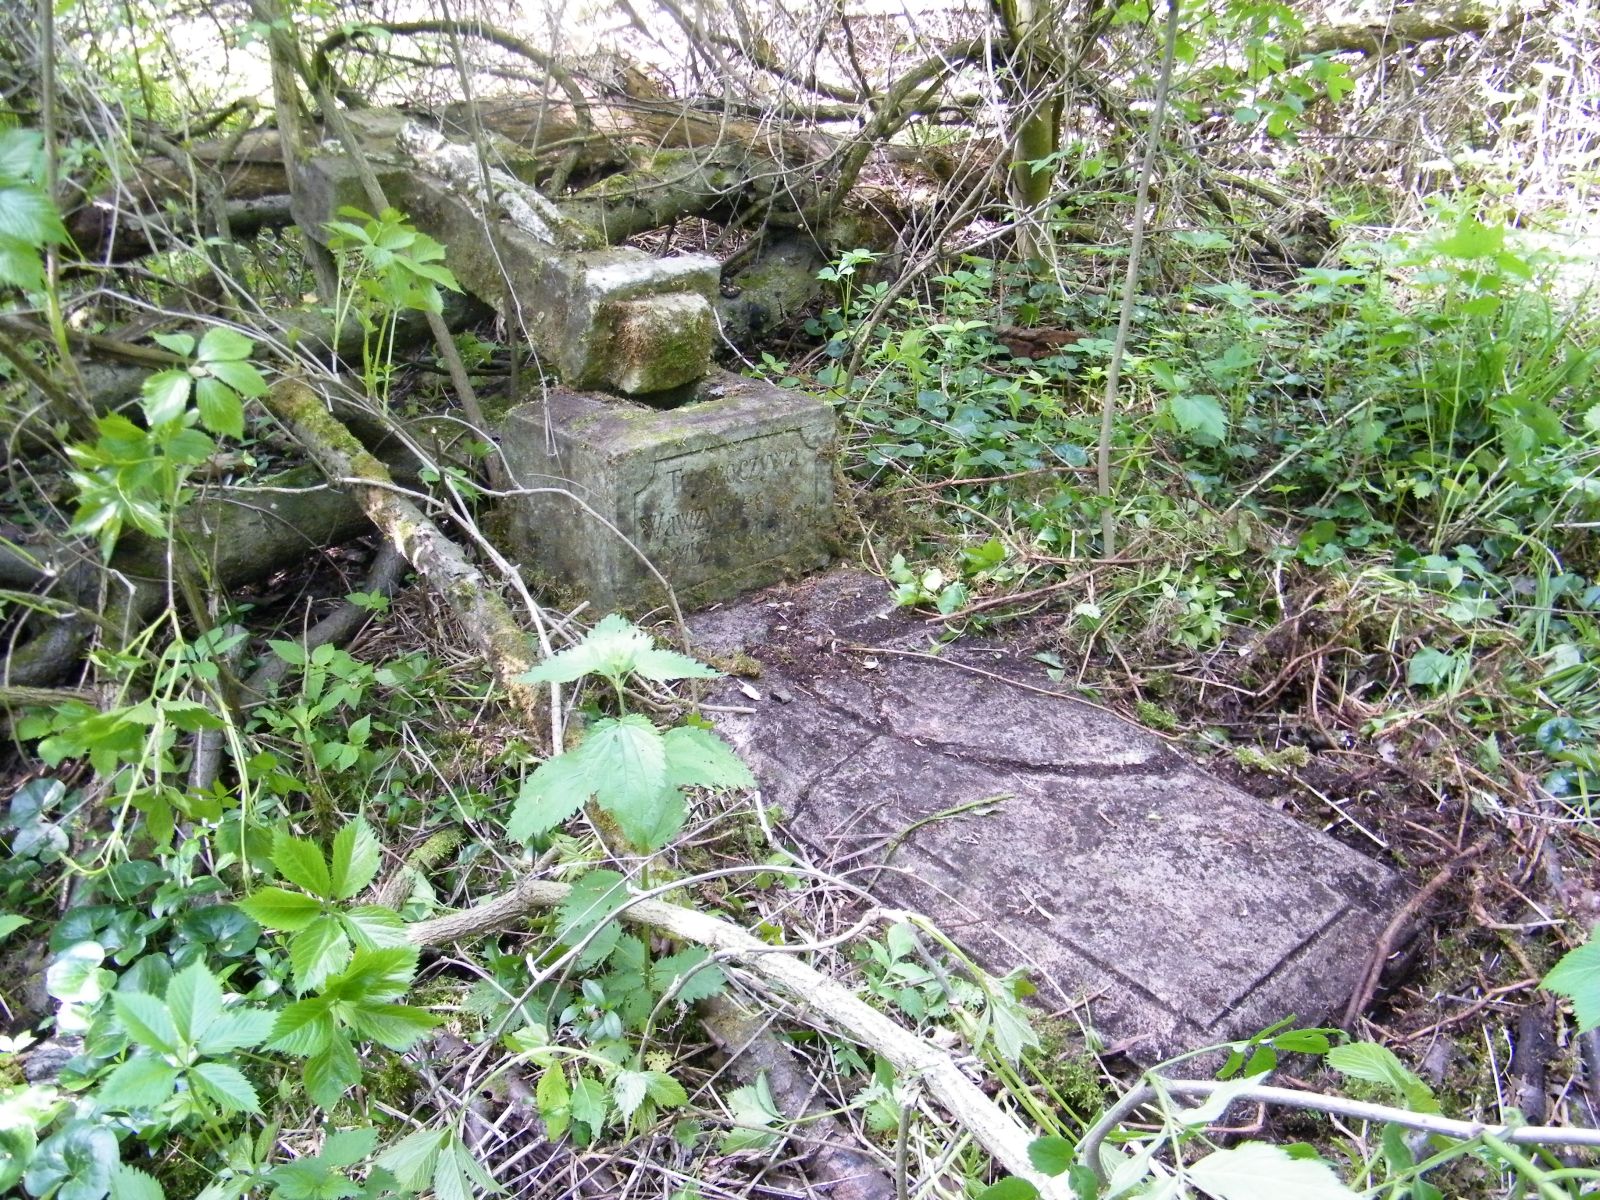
[500,371,837,612]
[295,120,718,397]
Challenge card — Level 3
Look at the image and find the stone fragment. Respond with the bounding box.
[295,119,718,397]
[500,371,837,612]
[691,571,1409,1062]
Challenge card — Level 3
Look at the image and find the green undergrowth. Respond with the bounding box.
[777,200,1600,825]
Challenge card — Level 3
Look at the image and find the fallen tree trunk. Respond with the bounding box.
[3,466,369,685]
[260,377,552,743]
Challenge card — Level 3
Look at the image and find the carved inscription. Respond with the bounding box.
[636,435,811,569]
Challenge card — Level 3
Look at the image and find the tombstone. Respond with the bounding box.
[296,113,838,610]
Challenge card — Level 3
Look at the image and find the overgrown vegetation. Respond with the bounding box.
[2,0,1599,1196]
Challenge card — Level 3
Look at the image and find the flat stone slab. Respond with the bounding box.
[502,371,837,612]
[692,570,1407,1061]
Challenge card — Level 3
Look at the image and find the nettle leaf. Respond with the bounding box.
[643,1071,687,1109]
[1188,1142,1356,1200]
[0,184,67,246]
[375,1129,450,1191]
[326,946,420,1003]
[516,613,717,686]
[195,1007,276,1057]
[0,234,46,291]
[508,753,591,842]
[140,370,193,428]
[99,1054,179,1109]
[1325,1042,1439,1113]
[557,870,630,948]
[342,906,408,951]
[343,1002,439,1051]
[612,1070,650,1123]
[166,962,223,1045]
[536,1066,571,1139]
[330,818,382,900]
[1543,924,1600,1032]
[190,1062,261,1115]
[0,128,45,180]
[197,326,255,363]
[110,1164,165,1200]
[237,887,324,931]
[274,831,335,899]
[194,377,245,440]
[662,725,755,791]
[721,1074,782,1153]
[304,1035,362,1111]
[268,998,337,1056]
[1169,393,1229,444]
[203,357,267,398]
[113,990,179,1054]
[585,715,669,825]
[648,947,726,1004]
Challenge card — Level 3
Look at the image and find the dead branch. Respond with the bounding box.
[407,875,1070,1198]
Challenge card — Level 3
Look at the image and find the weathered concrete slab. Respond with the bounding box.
[691,570,1407,1061]
[501,371,837,612]
[296,117,717,397]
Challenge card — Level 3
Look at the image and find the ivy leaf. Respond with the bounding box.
[25,1123,118,1200]
[273,832,334,899]
[1188,1142,1356,1200]
[236,887,324,932]
[1543,925,1600,1032]
[1028,1135,1074,1176]
[190,1062,261,1115]
[1325,1042,1439,1113]
[329,818,382,900]
[662,725,755,791]
[1406,646,1459,690]
[974,1181,1038,1200]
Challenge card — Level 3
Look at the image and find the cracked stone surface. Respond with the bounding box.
[691,569,1408,1061]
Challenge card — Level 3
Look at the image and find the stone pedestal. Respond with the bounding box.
[500,371,837,612]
